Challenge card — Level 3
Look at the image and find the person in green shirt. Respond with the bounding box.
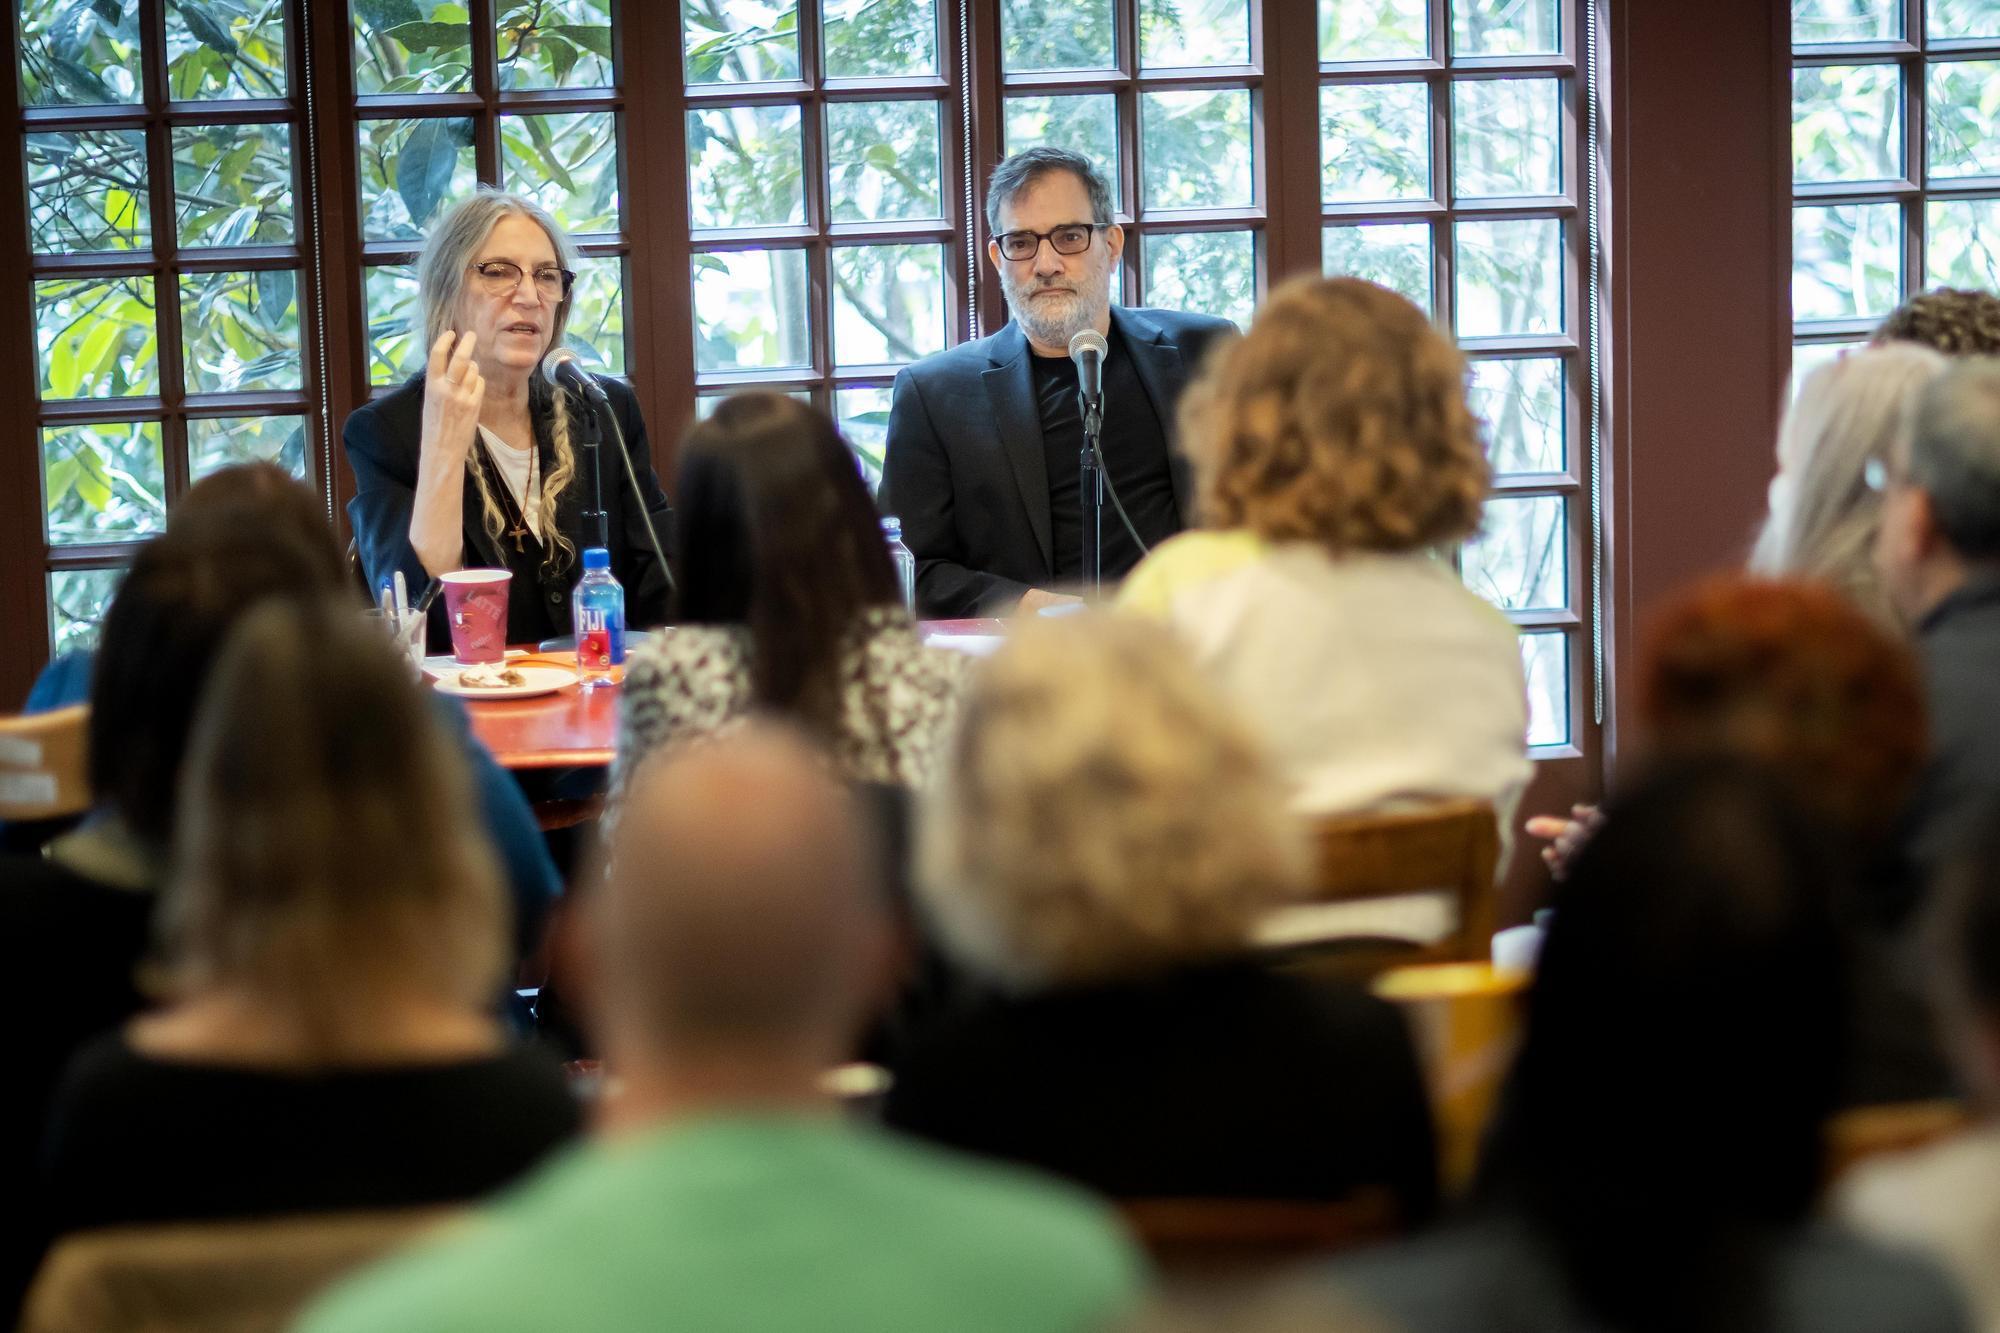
[299,724,1144,1333]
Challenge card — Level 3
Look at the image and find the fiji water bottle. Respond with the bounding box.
[572,547,625,688]
[882,516,916,613]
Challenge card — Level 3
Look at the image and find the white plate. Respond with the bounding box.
[432,663,577,699]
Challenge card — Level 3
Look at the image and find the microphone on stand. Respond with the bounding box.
[537,346,675,594]
[1068,328,1107,421]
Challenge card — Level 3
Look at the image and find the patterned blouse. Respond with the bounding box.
[612,607,970,798]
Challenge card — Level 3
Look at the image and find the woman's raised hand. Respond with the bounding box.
[419,330,484,467]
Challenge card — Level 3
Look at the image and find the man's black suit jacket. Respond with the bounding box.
[878,306,1237,617]
[343,373,674,649]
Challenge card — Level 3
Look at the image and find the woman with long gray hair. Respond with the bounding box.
[344,190,674,648]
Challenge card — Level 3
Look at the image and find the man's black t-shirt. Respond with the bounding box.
[1032,327,1183,582]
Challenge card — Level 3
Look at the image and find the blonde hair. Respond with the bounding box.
[1750,343,1947,622]
[418,189,583,570]
[159,599,508,1056]
[917,614,1309,990]
[1181,275,1489,553]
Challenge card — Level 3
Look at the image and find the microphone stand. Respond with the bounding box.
[570,384,609,551]
[1078,392,1104,599]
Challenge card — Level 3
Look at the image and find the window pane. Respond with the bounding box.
[1005,95,1121,210]
[1141,0,1249,67]
[1465,495,1567,612]
[1931,0,2000,39]
[1792,64,1901,184]
[1927,62,2000,181]
[684,0,801,82]
[190,414,307,481]
[694,249,812,372]
[1454,77,1562,198]
[1456,218,1563,337]
[828,100,943,223]
[174,123,294,248]
[366,263,421,387]
[359,116,477,241]
[41,422,165,545]
[36,276,158,400]
[1321,82,1429,205]
[1003,0,1114,71]
[837,385,893,490]
[1144,231,1255,331]
[353,0,471,94]
[1791,340,1861,400]
[49,568,125,655]
[1470,358,1565,476]
[1454,0,1560,54]
[1319,0,1426,60]
[1143,89,1254,210]
[1323,221,1432,310]
[179,269,302,394]
[566,256,628,375]
[499,0,613,90]
[1792,202,1900,322]
[824,0,937,76]
[687,105,806,229]
[168,0,287,99]
[1521,632,1569,747]
[502,111,621,236]
[19,0,141,105]
[1794,0,1901,41]
[26,129,148,254]
[833,244,945,367]
[1927,199,2000,291]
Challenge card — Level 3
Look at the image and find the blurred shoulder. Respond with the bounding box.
[1117,529,1268,618]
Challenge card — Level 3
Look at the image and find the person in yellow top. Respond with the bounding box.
[1118,276,1530,837]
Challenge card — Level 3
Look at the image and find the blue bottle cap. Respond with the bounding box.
[582,546,610,571]
[880,516,901,537]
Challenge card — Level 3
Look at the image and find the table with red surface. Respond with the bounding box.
[462,618,1007,769]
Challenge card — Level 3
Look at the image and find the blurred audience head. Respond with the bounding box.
[918,613,1307,992]
[1750,344,1946,622]
[1637,574,1926,853]
[1873,286,2000,357]
[593,724,891,1088]
[1180,275,1488,558]
[89,473,346,848]
[1876,357,2000,622]
[417,187,581,356]
[1928,812,2000,1105]
[1490,760,1850,1330]
[673,392,900,738]
[160,599,507,1047]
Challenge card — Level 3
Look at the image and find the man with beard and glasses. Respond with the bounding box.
[880,148,1238,617]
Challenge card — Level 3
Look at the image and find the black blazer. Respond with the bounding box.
[344,373,674,649]
[878,306,1238,618]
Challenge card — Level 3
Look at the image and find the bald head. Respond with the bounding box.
[595,726,887,1065]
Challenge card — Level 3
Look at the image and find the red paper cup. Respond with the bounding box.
[441,569,512,665]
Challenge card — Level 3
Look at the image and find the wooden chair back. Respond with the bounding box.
[1254,799,1500,975]
[20,1207,460,1333]
[0,705,91,822]
[1118,1192,1399,1280]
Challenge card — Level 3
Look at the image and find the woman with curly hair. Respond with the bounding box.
[885,613,1438,1219]
[344,190,674,649]
[1120,275,1529,827]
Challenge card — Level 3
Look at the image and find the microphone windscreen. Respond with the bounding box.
[1068,329,1108,360]
[540,346,580,387]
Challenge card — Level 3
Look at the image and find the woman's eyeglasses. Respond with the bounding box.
[469,260,575,302]
[994,224,1108,262]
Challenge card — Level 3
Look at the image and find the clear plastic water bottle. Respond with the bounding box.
[882,516,916,613]
[571,547,625,688]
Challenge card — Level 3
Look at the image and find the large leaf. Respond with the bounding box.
[355,0,423,28]
[90,0,124,22]
[396,117,463,229]
[549,24,611,58]
[255,267,294,317]
[172,0,239,54]
[384,20,468,53]
[50,56,115,105]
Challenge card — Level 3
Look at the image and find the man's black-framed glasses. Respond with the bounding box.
[995,223,1108,262]
[470,260,576,302]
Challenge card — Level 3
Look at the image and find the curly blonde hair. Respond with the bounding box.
[1181,275,1489,553]
[917,614,1309,991]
